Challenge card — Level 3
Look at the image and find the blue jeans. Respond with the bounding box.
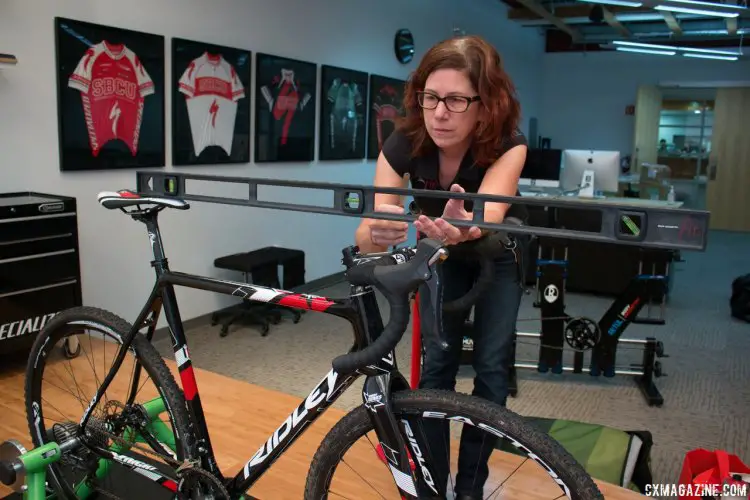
[416,247,524,497]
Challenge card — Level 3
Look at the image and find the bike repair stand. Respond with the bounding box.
[509,237,672,407]
[410,239,673,408]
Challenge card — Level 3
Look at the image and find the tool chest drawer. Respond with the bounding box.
[0,230,77,261]
[0,250,80,294]
[0,192,82,355]
[0,213,77,244]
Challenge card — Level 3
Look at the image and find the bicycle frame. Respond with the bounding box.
[77,208,422,498]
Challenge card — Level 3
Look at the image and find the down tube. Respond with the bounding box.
[228,368,361,491]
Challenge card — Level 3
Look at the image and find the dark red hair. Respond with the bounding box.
[398,35,521,167]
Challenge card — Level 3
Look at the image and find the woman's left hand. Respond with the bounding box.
[414,184,483,245]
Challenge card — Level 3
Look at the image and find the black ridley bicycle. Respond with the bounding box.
[6,188,604,499]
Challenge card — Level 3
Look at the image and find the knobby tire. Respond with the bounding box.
[304,389,604,500]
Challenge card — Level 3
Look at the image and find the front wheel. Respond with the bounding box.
[305,389,603,500]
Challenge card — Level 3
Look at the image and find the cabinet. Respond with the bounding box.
[0,192,82,355]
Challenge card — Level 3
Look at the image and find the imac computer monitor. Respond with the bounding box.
[560,149,620,196]
[519,148,562,189]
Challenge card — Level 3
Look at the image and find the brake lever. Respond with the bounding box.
[422,250,451,352]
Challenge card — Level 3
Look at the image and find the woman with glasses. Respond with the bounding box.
[354,35,529,500]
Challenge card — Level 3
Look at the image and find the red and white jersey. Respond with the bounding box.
[178,53,245,156]
[68,41,154,157]
[260,69,311,146]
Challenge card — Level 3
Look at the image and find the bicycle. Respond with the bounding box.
[1,188,604,499]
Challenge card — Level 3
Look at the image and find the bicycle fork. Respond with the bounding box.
[363,373,440,499]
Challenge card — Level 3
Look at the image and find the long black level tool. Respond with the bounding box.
[134,171,710,252]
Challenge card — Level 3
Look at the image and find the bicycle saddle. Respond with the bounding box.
[97,190,190,211]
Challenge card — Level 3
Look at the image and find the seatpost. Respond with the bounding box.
[137,210,169,275]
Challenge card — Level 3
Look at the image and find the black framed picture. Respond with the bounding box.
[318,65,368,161]
[254,53,317,163]
[367,74,406,160]
[171,38,251,166]
[54,17,165,172]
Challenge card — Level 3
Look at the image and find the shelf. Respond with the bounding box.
[0,53,18,67]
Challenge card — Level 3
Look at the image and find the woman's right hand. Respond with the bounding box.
[370,204,409,247]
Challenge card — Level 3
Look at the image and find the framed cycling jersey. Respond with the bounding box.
[254,53,317,163]
[171,38,251,166]
[318,65,368,161]
[54,17,165,172]
[366,74,406,160]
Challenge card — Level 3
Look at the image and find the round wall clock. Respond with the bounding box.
[394,29,414,64]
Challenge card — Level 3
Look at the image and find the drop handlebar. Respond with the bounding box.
[332,217,523,374]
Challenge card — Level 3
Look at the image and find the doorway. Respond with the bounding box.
[656,87,716,210]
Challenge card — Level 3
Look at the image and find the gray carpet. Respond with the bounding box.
[153,229,750,490]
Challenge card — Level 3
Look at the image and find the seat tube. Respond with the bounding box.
[140,212,221,474]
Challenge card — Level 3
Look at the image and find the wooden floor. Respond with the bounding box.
[0,337,644,499]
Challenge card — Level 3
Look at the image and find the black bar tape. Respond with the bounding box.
[441,217,523,312]
[332,299,410,373]
[333,239,443,373]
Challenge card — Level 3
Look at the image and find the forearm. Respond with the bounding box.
[475,144,526,226]
[465,203,510,226]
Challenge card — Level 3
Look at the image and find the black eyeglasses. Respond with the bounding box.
[417,91,481,113]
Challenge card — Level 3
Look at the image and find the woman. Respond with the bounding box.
[354,35,529,499]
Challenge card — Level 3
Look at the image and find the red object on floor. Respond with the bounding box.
[678,448,750,499]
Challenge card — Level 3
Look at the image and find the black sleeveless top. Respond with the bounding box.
[381,129,529,223]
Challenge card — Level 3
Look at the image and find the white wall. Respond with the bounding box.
[538,51,750,155]
[0,0,545,324]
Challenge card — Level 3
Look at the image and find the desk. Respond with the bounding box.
[519,191,684,209]
[517,192,679,298]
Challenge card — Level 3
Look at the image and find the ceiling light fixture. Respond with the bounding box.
[578,0,644,6]
[653,4,740,17]
[617,47,677,55]
[613,40,741,56]
[576,0,745,13]
[666,0,747,10]
[615,12,669,21]
[683,52,740,61]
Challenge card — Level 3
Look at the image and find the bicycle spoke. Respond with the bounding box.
[336,457,388,499]
[485,457,528,499]
[61,357,88,409]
